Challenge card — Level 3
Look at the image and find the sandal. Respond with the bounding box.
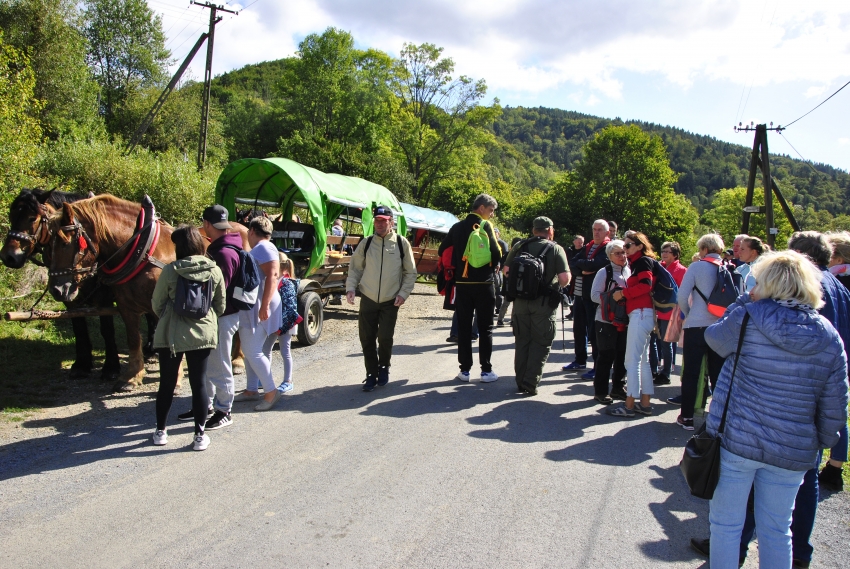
[607,404,635,418]
[594,395,613,405]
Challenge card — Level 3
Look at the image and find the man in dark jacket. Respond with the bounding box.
[181,205,244,431]
[563,220,610,379]
[438,194,502,382]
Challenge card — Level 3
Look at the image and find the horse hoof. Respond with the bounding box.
[112,381,135,393]
[69,367,91,380]
[101,368,121,381]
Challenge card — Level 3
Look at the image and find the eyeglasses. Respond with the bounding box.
[661,249,672,254]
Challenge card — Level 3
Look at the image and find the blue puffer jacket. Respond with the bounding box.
[705,296,849,471]
[819,265,850,351]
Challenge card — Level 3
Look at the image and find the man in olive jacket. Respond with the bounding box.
[346,205,418,392]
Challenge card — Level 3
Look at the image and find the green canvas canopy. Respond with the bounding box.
[215,158,406,276]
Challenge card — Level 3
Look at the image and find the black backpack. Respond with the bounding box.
[222,244,262,311]
[173,276,213,319]
[506,238,553,301]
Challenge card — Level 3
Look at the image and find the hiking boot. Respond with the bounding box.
[677,415,694,431]
[653,373,671,386]
[377,365,390,386]
[609,388,627,401]
[152,429,168,446]
[193,433,210,451]
[818,462,845,492]
[205,411,232,431]
[362,374,378,392]
[178,407,213,421]
[562,361,586,371]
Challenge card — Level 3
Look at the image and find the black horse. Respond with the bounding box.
[1,188,155,380]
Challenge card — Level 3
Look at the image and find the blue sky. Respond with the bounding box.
[151,0,850,171]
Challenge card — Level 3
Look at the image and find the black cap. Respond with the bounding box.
[202,205,232,230]
[373,205,393,219]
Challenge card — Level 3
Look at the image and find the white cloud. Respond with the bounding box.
[839,138,850,145]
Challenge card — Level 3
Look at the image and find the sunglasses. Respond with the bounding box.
[624,242,637,249]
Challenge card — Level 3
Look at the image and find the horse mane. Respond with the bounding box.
[50,194,137,246]
[9,188,89,227]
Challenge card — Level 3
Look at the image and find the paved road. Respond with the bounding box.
[1,308,848,568]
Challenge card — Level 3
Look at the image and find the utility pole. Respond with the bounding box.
[192,1,239,170]
[734,122,800,248]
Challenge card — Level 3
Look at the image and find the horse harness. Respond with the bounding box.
[49,196,167,286]
[6,203,52,265]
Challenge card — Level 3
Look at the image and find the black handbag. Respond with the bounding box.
[679,311,749,500]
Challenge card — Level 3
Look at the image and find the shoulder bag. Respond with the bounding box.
[679,310,749,499]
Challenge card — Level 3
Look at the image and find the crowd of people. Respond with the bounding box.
[148,194,848,569]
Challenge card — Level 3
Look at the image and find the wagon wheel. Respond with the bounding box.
[296,291,323,345]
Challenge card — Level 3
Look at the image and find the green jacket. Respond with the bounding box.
[152,256,226,355]
[346,230,418,304]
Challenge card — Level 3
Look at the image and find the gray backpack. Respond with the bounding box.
[173,276,213,319]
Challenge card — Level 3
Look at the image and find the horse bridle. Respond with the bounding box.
[5,204,52,262]
[48,218,100,280]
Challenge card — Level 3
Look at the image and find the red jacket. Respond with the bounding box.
[623,251,655,313]
[657,259,687,321]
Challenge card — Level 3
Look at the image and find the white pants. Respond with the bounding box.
[625,308,655,399]
[205,312,240,413]
[240,309,277,393]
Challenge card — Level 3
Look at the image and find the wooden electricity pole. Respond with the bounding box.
[193,1,239,170]
[735,122,800,248]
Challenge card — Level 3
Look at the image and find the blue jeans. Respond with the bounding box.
[790,452,821,564]
[624,308,655,398]
[710,447,805,569]
[450,311,478,339]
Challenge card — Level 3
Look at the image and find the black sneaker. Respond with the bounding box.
[690,537,710,557]
[377,365,389,387]
[653,373,671,386]
[446,336,458,343]
[362,374,377,392]
[610,388,627,401]
[205,411,232,430]
[178,407,213,422]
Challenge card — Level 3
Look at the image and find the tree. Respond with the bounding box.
[391,43,500,206]
[0,31,43,221]
[546,125,698,249]
[83,0,169,128]
[0,0,99,138]
[274,28,411,196]
[701,187,794,248]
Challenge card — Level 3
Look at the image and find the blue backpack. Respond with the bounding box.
[650,259,679,314]
[223,244,262,311]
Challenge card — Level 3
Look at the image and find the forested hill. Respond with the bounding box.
[493,107,850,215]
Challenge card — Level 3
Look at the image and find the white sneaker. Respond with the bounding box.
[456,371,471,382]
[480,371,499,383]
[152,429,168,446]
[193,433,210,451]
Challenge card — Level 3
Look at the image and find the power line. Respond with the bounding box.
[241,0,263,10]
[783,77,850,129]
[777,132,823,177]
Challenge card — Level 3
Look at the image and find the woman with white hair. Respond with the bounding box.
[705,250,848,569]
[672,234,727,430]
[589,239,631,404]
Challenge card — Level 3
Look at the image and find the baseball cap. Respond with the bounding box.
[202,205,232,230]
[533,216,553,230]
[373,205,393,220]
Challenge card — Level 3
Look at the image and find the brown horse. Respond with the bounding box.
[1,189,128,379]
[46,195,177,391]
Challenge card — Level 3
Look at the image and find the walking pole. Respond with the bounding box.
[561,299,566,351]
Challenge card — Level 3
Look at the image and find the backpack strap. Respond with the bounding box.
[605,264,614,291]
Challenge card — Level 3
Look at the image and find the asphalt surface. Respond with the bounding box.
[1,296,848,568]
